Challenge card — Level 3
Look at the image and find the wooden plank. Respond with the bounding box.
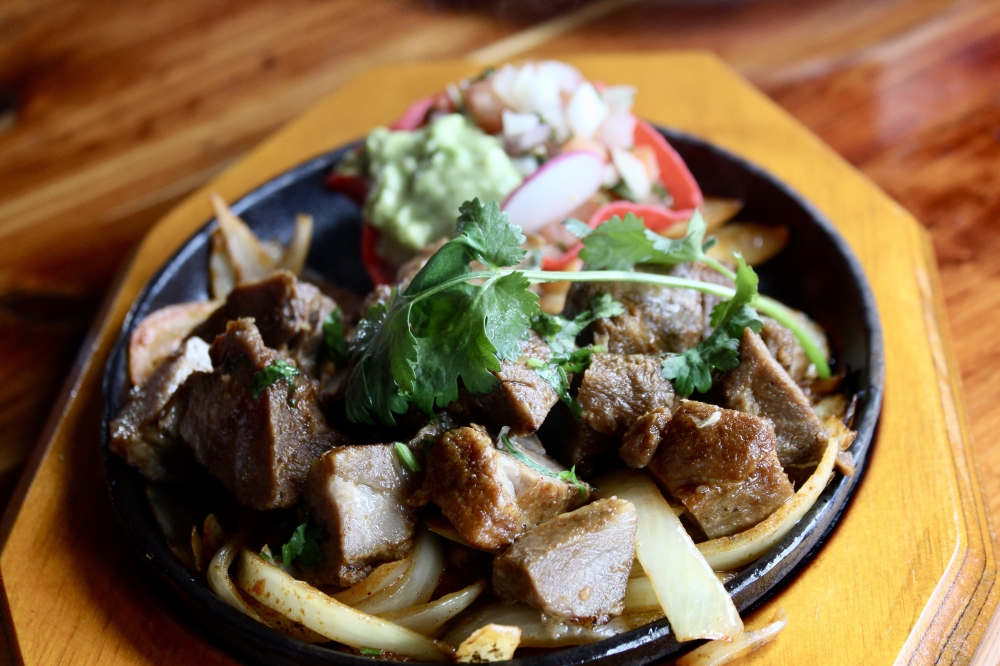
[0,52,993,664]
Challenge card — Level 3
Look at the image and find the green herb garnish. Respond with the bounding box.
[359,648,384,657]
[281,520,325,568]
[250,359,300,405]
[323,308,349,368]
[393,442,422,472]
[661,256,763,396]
[532,293,624,356]
[343,201,830,425]
[499,433,588,497]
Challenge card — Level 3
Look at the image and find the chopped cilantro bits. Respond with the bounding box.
[394,442,422,472]
[281,520,325,568]
[323,308,349,368]
[250,359,300,405]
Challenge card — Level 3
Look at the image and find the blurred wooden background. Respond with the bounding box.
[1,0,998,542]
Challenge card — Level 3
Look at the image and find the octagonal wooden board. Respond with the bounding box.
[0,53,995,666]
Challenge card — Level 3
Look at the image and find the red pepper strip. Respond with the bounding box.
[633,118,703,211]
[326,173,369,206]
[540,201,694,270]
[390,95,437,131]
[360,223,397,286]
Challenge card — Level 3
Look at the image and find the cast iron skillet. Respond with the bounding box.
[101,128,884,666]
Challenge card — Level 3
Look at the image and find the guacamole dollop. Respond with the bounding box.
[364,114,523,263]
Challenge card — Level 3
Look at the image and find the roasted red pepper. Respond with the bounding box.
[359,223,397,286]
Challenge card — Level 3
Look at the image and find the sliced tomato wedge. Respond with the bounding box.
[633,119,703,211]
[360,223,397,286]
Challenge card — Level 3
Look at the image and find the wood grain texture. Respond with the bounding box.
[0,53,993,665]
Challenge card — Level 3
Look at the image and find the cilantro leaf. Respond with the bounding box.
[562,218,592,239]
[499,433,588,497]
[250,359,300,405]
[323,308,348,367]
[345,199,538,425]
[532,293,624,355]
[579,210,712,271]
[527,358,581,419]
[281,520,326,568]
[359,648,384,657]
[661,257,763,396]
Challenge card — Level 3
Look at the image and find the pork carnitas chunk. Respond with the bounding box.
[446,332,559,436]
[176,318,343,510]
[723,328,829,484]
[493,498,637,625]
[647,400,794,539]
[193,270,335,376]
[620,407,672,468]
[758,317,810,383]
[563,263,731,354]
[537,403,618,479]
[578,353,676,439]
[110,336,212,480]
[415,426,590,551]
[303,444,420,586]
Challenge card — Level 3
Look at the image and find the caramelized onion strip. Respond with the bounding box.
[698,432,840,571]
[333,559,410,606]
[208,540,261,621]
[676,607,788,666]
[379,580,486,635]
[354,530,445,615]
[235,549,452,661]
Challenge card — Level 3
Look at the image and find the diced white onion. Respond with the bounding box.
[354,529,445,615]
[596,470,743,642]
[599,111,636,151]
[236,550,451,661]
[538,60,584,93]
[567,82,609,139]
[612,148,652,201]
[502,110,540,137]
[601,85,637,113]
[380,581,486,635]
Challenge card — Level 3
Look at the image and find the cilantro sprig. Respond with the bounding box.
[323,308,349,368]
[661,256,763,395]
[499,433,588,498]
[280,519,325,568]
[343,200,831,425]
[250,359,299,405]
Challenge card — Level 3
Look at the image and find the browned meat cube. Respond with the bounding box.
[723,329,829,484]
[446,332,559,436]
[620,407,672,469]
[563,263,731,354]
[416,426,590,551]
[493,498,637,624]
[647,400,794,539]
[759,317,810,383]
[177,318,344,510]
[302,444,420,586]
[578,353,676,438]
[193,270,336,376]
[110,336,212,480]
[537,403,618,478]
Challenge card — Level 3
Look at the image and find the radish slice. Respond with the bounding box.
[390,95,436,131]
[502,151,604,235]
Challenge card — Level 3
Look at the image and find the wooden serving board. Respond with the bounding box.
[0,53,994,665]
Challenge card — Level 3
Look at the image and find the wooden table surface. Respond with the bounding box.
[1,0,998,661]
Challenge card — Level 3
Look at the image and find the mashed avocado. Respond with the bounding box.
[365,114,523,263]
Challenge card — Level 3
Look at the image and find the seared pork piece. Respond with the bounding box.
[578,354,676,438]
[193,270,335,376]
[493,498,637,624]
[110,336,212,480]
[759,317,810,383]
[563,263,730,354]
[723,329,829,484]
[620,407,671,469]
[446,332,559,436]
[177,319,344,510]
[647,400,794,539]
[538,403,618,478]
[303,444,420,586]
[415,426,590,551]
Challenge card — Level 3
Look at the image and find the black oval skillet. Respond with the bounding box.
[101,127,884,666]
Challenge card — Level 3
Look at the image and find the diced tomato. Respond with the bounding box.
[633,119,702,211]
[360,223,397,286]
[326,173,369,206]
